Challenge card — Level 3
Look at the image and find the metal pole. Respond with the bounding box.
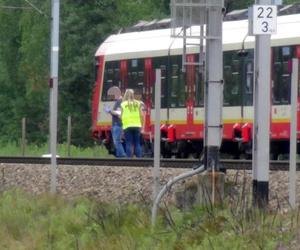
[67,115,72,157]
[153,69,161,199]
[152,165,205,226]
[21,117,26,156]
[289,58,298,208]
[253,0,272,208]
[48,91,51,154]
[50,0,60,193]
[204,1,223,171]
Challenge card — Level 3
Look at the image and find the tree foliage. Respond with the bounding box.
[0,0,50,144]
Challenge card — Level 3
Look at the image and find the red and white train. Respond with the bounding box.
[92,6,300,159]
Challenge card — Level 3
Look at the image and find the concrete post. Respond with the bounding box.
[153,69,161,199]
[204,1,223,172]
[253,0,273,208]
[50,0,60,193]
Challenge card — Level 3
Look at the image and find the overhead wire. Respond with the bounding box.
[0,6,32,10]
[0,0,47,17]
[23,0,45,15]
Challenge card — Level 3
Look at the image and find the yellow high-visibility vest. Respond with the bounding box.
[121,100,142,130]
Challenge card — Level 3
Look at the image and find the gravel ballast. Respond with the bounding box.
[0,163,299,209]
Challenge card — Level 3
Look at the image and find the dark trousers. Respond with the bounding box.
[124,127,142,158]
[112,124,126,157]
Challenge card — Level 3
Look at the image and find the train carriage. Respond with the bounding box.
[92,6,300,159]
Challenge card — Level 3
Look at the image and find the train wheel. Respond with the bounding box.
[270,152,279,161]
[176,141,189,158]
[192,152,200,159]
[161,141,172,158]
[102,136,115,156]
[191,141,203,159]
[245,153,252,160]
[142,140,153,157]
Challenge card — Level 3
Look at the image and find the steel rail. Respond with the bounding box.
[0,156,298,171]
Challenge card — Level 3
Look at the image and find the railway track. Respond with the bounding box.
[0,156,298,171]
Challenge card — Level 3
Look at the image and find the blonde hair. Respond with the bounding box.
[123,89,139,111]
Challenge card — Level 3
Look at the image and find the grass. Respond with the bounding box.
[0,189,298,250]
[0,142,110,158]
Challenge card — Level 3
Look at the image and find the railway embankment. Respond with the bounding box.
[0,163,299,210]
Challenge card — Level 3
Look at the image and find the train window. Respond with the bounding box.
[231,73,239,95]
[160,65,167,108]
[282,46,291,57]
[170,64,179,108]
[282,61,291,74]
[281,75,290,104]
[223,65,232,106]
[131,59,138,68]
[152,57,167,108]
[102,61,120,101]
[178,71,185,107]
[114,68,120,86]
[273,47,281,62]
[172,64,178,75]
[273,72,281,104]
[231,72,241,106]
[282,62,289,74]
[195,65,204,107]
[138,71,144,87]
[274,61,281,72]
[232,60,240,72]
[138,71,144,78]
[272,46,293,105]
[244,60,254,106]
[128,72,138,88]
[223,51,242,106]
[245,62,253,94]
[169,56,186,108]
[128,59,145,101]
[107,69,113,80]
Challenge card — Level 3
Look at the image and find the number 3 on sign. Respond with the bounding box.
[253,5,277,35]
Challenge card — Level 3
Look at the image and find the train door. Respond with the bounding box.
[186,54,195,126]
[271,45,300,158]
[241,53,254,114]
[223,51,243,140]
[144,58,154,135]
[169,56,186,125]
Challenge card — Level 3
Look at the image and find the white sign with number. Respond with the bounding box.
[251,5,277,35]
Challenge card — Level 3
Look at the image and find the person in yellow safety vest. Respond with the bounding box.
[121,89,145,157]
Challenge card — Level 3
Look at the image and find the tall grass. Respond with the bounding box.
[0,142,110,158]
[0,189,298,250]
